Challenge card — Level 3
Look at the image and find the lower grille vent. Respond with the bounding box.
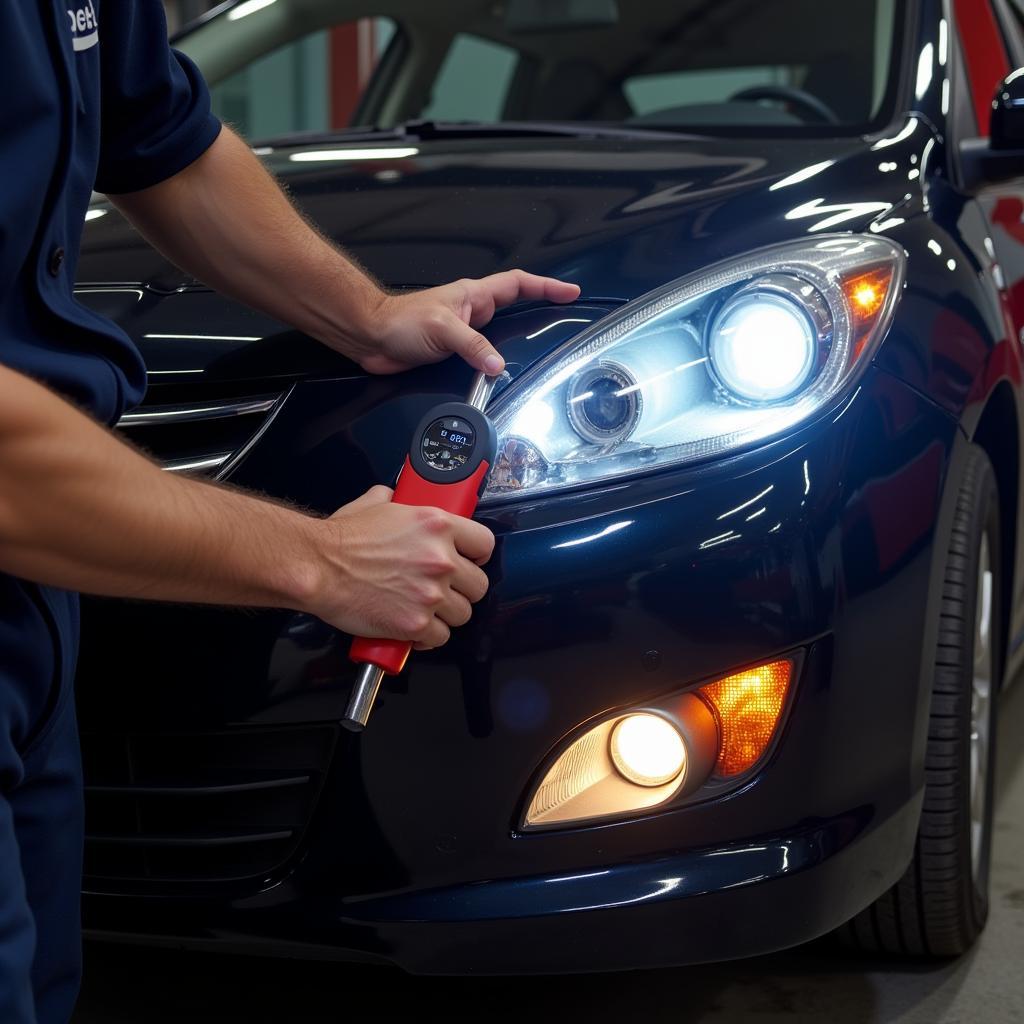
[81,724,336,896]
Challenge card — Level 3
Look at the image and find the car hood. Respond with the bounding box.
[79,131,919,299]
[77,126,929,386]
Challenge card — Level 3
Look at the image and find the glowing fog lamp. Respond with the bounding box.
[609,714,686,787]
[521,657,797,830]
[522,697,717,829]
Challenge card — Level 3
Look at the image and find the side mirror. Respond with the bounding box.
[992,69,1024,150]
[960,70,1024,190]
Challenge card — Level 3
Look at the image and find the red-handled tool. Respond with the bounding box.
[343,371,502,730]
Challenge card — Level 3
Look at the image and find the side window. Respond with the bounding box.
[954,0,1010,134]
[210,18,396,140]
[623,66,798,116]
[421,34,519,121]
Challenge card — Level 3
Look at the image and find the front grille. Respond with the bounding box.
[116,390,285,477]
[81,725,337,897]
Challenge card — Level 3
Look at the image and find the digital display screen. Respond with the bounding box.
[421,416,476,472]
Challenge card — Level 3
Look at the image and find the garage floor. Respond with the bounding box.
[74,681,1024,1024]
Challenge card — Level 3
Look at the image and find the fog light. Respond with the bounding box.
[699,659,793,777]
[610,714,686,787]
[522,695,717,829]
[521,657,799,830]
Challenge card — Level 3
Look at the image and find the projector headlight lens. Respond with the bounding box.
[483,235,903,502]
[567,362,642,444]
[708,276,829,403]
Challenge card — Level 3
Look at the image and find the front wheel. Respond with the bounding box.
[840,443,1001,956]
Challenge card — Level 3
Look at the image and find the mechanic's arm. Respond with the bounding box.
[0,363,489,650]
[108,126,580,375]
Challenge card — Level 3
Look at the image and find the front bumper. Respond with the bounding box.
[81,366,960,971]
[87,779,923,973]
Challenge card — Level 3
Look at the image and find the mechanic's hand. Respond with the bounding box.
[310,485,494,649]
[352,270,581,375]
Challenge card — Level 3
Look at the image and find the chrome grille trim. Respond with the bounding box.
[119,396,278,427]
[162,453,233,474]
[213,383,293,479]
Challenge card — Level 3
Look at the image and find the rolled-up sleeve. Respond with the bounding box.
[94,2,222,195]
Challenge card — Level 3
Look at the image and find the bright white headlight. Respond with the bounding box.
[483,235,904,502]
[708,276,829,403]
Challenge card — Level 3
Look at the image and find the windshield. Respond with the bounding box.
[178,0,905,143]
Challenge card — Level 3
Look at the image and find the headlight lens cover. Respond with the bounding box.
[484,235,904,502]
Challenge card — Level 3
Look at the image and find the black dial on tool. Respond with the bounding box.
[420,416,477,473]
[407,401,496,485]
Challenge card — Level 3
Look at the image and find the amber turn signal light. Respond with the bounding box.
[841,265,896,360]
[698,659,794,777]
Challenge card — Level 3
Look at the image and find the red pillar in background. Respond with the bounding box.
[329,20,377,129]
[953,0,1009,135]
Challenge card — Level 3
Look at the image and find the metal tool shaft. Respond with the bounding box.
[343,663,386,731]
[465,369,503,411]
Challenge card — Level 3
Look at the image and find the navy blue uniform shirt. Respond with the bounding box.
[1,1,221,425]
[0,7,220,1019]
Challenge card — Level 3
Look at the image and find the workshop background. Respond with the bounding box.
[164,0,215,32]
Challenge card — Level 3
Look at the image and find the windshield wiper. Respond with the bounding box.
[257,119,704,149]
[395,119,702,141]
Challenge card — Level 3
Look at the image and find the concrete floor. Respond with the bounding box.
[73,681,1024,1023]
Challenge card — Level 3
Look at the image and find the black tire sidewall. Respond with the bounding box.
[944,447,1001,937]
[965,457,1000,930]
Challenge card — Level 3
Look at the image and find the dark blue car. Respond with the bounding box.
[75,0,1024,970]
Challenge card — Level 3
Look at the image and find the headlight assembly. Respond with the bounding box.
[483,235,904,502]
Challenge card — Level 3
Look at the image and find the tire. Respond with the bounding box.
[839,443,1001,957]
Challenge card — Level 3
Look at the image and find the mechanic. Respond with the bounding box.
[0,5,579,1022]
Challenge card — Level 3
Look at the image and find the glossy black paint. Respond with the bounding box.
[76,0,1024,970]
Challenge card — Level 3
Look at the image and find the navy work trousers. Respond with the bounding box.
[0,576,83,1024]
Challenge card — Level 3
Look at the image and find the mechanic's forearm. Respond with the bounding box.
[107,126,383,354]
[0,365,322,608]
